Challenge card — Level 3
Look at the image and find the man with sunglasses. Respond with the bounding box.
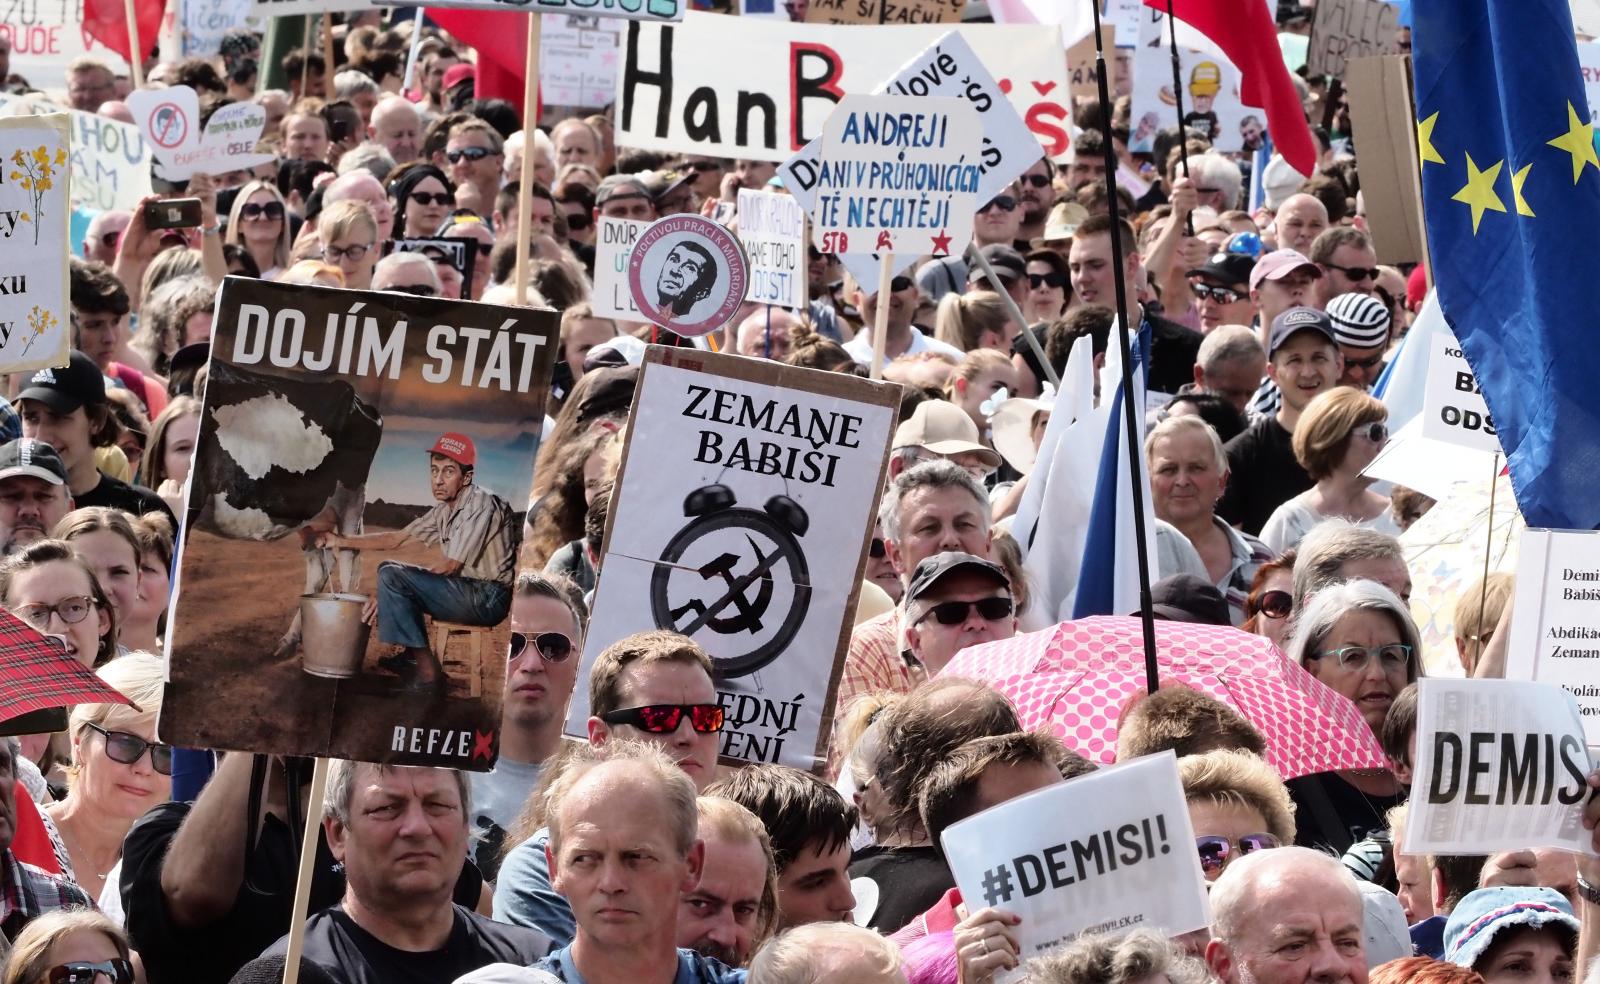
[973,180,1024,250]
[1311,227,1380,306]
[445,121,505,226]
[1324,292,1393,391]
[0,738,93,941]
[842,272,962,368]
[372,253,443,298]
[903,553,1017,678]
[1015,158,1057,246]
[1186,252,1258,334]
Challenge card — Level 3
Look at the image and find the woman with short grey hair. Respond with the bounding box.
[1026,929,1211,984]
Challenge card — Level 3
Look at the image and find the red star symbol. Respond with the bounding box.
[471,730,495,761]
[930,229,953,254]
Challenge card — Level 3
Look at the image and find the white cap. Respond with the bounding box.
[451,965,563,984]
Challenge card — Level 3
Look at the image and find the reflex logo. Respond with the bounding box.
[391,726,497,762]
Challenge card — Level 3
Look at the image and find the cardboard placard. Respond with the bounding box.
[804,0,961,27]
[542,15,627,110]
[126,86,273,181]
[594,216,649,321]
[1066,32,1132,102]
[737,189,807,309]
[568,347,899,771]
[1508,529,1600,747]
[1129,40,1251,153]
[387,238,478,300]
[1421,337,1500,454]
[1344,55,1426,265]
[0,115,71,374]
[161,278,558,768]
[1307,0,1400,79]
[811,95,980,257]
[1404,678,1594,855]
[0,95,152,213]
[617,15,1069,163]
[182,0,255,57]
[0,0,134,95]
[372,0,685,19]
[942,752,1210,968]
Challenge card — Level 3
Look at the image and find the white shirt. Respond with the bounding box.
[843,328,966,367]
[1260,493,1403,553]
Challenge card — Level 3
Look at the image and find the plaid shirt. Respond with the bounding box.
[0,848,93,938]
[829,611,925,777]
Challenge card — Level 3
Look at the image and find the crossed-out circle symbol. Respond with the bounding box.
[148,104,188,149]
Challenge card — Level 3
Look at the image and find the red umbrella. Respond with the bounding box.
[0,608,133,723]
[938,615,1388,779]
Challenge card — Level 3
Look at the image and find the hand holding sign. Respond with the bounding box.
[126,86,274,181]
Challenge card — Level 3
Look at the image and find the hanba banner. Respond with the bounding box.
[569,347,898,770]
[161,278,558,769]
[0,114,71,374]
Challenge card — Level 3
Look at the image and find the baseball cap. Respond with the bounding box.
[905,551,1010,606]
[595,174,651,206]
[441,63,476,92]
[0,438,67,486]
[1444,887,1580,970]
[1032,201,1089,246]
[428,432,476,468]
[17,351,107,415]
[644,168,694,205]
[967,244,1026,286]
[1146,574,1230,625]
[1248,248,1321,292]
[1267,306,1338,356]
[1325,292,1392,348]
[892,400,1002,470]
[1186,252,1257,287]
[1358,881,1412,969]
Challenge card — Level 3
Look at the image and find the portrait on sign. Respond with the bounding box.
[627,214,748,336]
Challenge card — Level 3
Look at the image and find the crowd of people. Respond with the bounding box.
[0,4,1587,984]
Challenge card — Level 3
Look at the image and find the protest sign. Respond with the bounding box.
[1508,529,1600,746]
[569,347,899,770]
[618,15,1069,163]
[161,278,558,768]
[1421,337,1500,454]
[1307,0,1400,79]
[126,86,273,181]
[542,15,626,109]
[780,30,1043,284]
[804,0,961,27]
[1066,33,1132,102]
[0,0,133,95]
[737,189,806,309]
[1344,55,1426,265]
[0,115,71,374]
[1581,42,1600,124]
[375,0,686,19]
[0,95,152,213]
[387,238,477,300]
[251,0,375,16]
[1403,678,1594,855]
[811,95,979,259]
[182,0,255,57]
[942,752,1210,967]
[1130,42,1251,153]
[628,214,747,336]
[594,216,649,320]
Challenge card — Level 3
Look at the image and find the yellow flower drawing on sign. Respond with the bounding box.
[22,305,55,355]
[9,143,66,246]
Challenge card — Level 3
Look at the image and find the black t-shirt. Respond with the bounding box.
[1145,313,1204,398]
[262,905,551,984]
[1286,771,1406,855]
[76,472,178,528]
[1216,415,1312,536]
[848,845,955,935]
[121,802,485,984]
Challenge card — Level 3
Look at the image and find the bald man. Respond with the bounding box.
[323,171,395,233]
[1272,194,1329,256]
[735,308,801,361]
[1206,846,1368,984]
[369,96,421,166]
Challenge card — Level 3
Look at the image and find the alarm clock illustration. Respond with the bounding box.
[649,483,812,678]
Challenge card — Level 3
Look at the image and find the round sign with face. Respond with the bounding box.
[627,215,749,337]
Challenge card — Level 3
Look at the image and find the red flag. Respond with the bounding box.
[425,9,535,116]
[1142,0,1317,176]
[83,0,164,67]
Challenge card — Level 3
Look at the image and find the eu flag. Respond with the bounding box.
[1412,0,1600,530]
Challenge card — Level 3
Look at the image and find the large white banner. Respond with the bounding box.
[0,115,71,373]
[1509,528,1600,747]
[568,347,898,770]
[616,14,1070,163]
[0,95,153,213]
[542,14,626,108]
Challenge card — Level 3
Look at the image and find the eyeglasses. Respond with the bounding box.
[600,703,726,734]
[84,722,175,775]
[1255,589,1292,621]
[48,960,135,984]
[1314,643,1412,673]
[1191,282,1244,304]
[446,146,498,164]
[13,594,95,630]
[510,631,575,663]
[1349,421,1388,443]
[869,537,886,559]
[566,212,591,231]
[978,195,1018,214]
[240,201,284,221]
[1345,351,1386,372]
[914,596,1015,627]
[386,283,437,297]
[322,242,373,262]
[1327,264,1380,281]
[1195,833,1279,875]
[1027,272,1068,289]
[1020,174,1052,188]
[410,191,456,207]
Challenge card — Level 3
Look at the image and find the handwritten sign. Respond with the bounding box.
[1307,0,1400,79]
[182,0,254,57]
[374,0,685,20]
[1404,678,1594,855]
[594,216,648,321]
[542,15,626,108]
[1508,529,1600,747]
[127,86,273,181]
[737,190,807,310]
[1421,337,1500,454]
[0,0,134,95]
[253,0,388,16]
[0,96,152,213]
[805,0,962,27]
[0,115,71,374]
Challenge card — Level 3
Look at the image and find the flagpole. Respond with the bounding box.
[1093,0,1160,693]
[1164,0,1193,237]
[124,0,145,89]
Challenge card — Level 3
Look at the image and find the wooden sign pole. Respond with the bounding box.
[124,0,145,89]
[513,16,543,307]
[869,253,893,380]
[279,756,331,984]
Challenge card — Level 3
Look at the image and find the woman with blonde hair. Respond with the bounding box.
[943,348,1018,439]
[277,260,345,288]
[933,289,1009,353]
[316,199,381,290]
[225,179,292,279]
[0,910,132,984]
[1260,386,1398,552]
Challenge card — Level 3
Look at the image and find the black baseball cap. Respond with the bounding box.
[1186,252,1257,287]
[1145,574,1231,625]
[1267,306,1338,357]
[906,551,1010,605]
[17,351,106,415]
[0,438,67,486]
[967,244,1026,285]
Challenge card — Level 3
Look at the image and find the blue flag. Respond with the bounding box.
[1412,0,1600,530]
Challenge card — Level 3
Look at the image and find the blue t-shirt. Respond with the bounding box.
[492,827,575,946]
[535,944,745,984]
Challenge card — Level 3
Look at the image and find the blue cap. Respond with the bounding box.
[1444,887,1579,969]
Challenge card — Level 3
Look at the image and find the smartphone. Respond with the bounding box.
[145,198,203,230]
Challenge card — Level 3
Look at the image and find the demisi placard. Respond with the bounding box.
[568,347,899,770]
[1508,529,1600,747]
[627,214,747,336]
[1422,337,1500,454]
[0,115,71,374]
[161,278,558,769]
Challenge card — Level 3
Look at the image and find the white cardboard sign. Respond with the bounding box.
[1421,337,1501,454]
[126,86,273,181]
[0,95,153,213]
[942,752,1210,967]
[0,115,72,374]
[594,216,649,321]
[736,189,807,310]
[1508,529,1600,746]
[373,0,686,19]
[1404,678,1595,855]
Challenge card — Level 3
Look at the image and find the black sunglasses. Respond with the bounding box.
[387,283,437,297]
[1327,263,1380,281]
[869,537,886,559]
[978,195,1018,213]
[410,191,456,207]
[916,596,1014,626]
[1255,589,1292,620]
[84,722,174,775]
[49,961,135,984]
[1191,282,1244,304]
[1027,272,1068,289]
[240,201,284,220]
[566,212,592,231]
[1020,173,1052,188]
[446,146,498,164]
[601,703,726,734]
[510,631,575,663]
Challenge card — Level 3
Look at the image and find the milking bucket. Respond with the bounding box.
[300,592,371,678]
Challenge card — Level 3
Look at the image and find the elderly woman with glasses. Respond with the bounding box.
[1260,386,1400,553]
[1282,578,1422,852]
[44,652,171,902]
[0,910,134,984]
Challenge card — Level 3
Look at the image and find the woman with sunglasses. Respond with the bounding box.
[1259,386,1399,554]
[0,910,134,984]
[224,180,292,281]
[1283,578,1421,852]
[1022,250,1072,323]
[1177,749,1296,882]
[1240,550,1297,652]
[0,539,118,668]
[45,652,170,902]
[387,163,457,240]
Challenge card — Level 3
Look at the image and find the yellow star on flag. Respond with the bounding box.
[1418,112,1445,166]
[1512,163,1535,217]
[1452,153,1506,234]
[1546,100,1599,183]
